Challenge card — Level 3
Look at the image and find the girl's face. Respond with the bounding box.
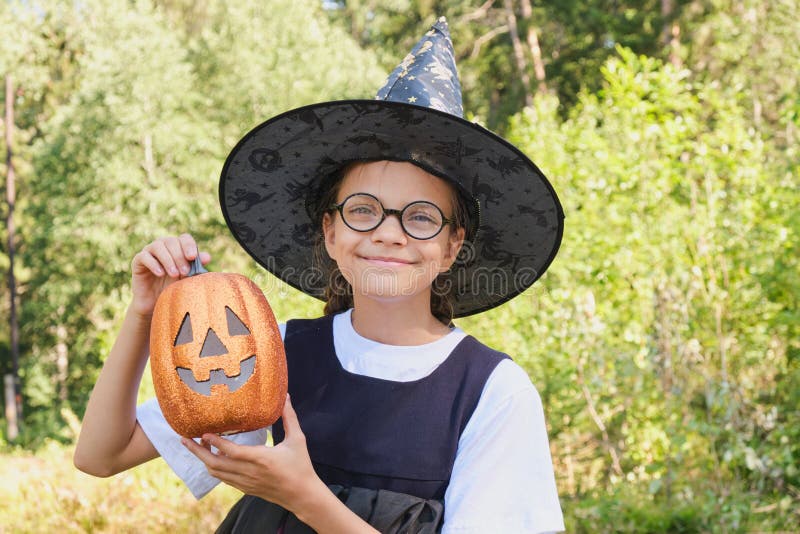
[322,161,465,308]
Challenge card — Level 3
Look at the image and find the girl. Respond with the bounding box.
[75,18,565,533]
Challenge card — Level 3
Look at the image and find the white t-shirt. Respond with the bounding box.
[137,309,564,533]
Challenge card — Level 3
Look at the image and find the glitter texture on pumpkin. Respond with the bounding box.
[149,272,287,437]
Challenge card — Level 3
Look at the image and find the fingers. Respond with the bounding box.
[182,436,256,484]
[164,237,190,276]
[182,436,242,467]
[145,239,181,278]
[178,233,199,261]
[182,436,216,463]
[133,248,165,277]
[280,394,305,443]
[200,433,249,459]
[134,235,209,278]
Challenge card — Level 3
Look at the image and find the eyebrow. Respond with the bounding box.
[339,192,444,208]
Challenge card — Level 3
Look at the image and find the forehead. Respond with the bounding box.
[338,161,455,207]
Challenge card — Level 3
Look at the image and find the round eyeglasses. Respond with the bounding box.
[330,193,454,240]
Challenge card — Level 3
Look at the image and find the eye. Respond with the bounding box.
[404,206,441,226]
[408,212,437,223]
[175,313,193,346]
[347,204,379,216]
[226,307,250,336]
[343,194,382,221]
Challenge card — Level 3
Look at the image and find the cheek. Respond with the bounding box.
[433,237,458,263]
[326,221,365,264]
[322,213,336,256]
[424,240,460,276]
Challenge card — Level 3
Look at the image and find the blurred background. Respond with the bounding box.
[0,0,797,531]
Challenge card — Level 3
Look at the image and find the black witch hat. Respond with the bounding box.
[219,17,564,317]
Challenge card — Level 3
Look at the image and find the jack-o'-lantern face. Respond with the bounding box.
[173,306,256,396]
[150,271,287,437]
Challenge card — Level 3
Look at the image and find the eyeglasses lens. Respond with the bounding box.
[402,203,443,238]
[341,194,445,239]
[342,195,383,230]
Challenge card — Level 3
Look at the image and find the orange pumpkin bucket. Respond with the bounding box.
[149,257,287,437]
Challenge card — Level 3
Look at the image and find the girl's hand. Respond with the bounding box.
[182,395,325,514]
[130,234,210,317]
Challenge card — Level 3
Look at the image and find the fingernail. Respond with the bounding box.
[180,438,188,446]
[169,267,179,276]
[180,265,190,275]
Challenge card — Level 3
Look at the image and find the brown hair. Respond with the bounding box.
[311,162,473,326]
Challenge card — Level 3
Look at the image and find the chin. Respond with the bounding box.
[357,278,432,303]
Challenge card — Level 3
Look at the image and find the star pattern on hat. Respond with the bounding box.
[375,17,463,117]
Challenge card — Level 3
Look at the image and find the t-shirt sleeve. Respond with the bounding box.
[137,398,268,499]
[135,322,286,499]
[442,359,564,533]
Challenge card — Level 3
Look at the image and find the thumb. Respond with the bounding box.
[281,393,304,442]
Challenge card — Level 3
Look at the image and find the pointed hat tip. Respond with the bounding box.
[431,15,450,37]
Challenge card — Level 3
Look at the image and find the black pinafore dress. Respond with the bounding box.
[217,315,508,533]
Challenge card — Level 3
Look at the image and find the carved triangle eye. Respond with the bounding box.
[175,313,193,346]
[226,307,251,336]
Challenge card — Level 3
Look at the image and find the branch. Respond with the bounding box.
[576,355,624,477]
[461,0,496,22]
[470,24,509,58]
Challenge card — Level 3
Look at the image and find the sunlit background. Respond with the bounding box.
[1,0,798,531]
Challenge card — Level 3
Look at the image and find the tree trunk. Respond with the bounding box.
[503,0,533,106]
[56,322,69,403]
[4,74,21,440]
[519,0,548,93]
[4,375,17,441]
[662,0,682,67]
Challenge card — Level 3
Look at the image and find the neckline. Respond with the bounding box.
[342,308,462,351]
[330,310,472,386]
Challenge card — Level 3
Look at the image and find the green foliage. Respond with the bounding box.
[326,0,677,129]
[505,43,798,529]
[565,485,709,533]
[4,0,383,444]
[1,0,798,531]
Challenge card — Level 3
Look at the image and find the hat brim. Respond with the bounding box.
[219,100,564,317]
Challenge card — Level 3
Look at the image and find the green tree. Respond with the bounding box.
[10,0,383,443]
[326,0,681,128]
[502,45,798,529]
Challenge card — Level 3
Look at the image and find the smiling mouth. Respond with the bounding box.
[176,355,255,396]
[362,256,414,265]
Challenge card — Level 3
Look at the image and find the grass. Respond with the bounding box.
[1,439,796,533]
[0,440,241,533]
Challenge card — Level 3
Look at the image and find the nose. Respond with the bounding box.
[370,212,407,245]
[200,328,228,357]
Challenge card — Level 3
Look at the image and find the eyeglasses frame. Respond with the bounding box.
[329,192,455,240]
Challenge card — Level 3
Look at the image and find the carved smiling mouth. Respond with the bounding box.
[176,355,256,396]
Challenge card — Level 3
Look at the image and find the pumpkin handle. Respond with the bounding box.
[188,255,208,276]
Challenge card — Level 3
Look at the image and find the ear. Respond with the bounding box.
[322,212,337,261]
[440,226,466,273]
